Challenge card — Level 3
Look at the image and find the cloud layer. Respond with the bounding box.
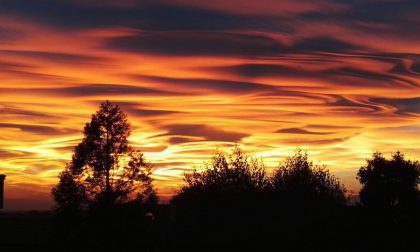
[0,0,420,209]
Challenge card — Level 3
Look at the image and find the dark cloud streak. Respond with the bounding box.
[0,84,179,97]
[107,31,284,57]
[132,75,278,94]
[0,123,77,135]
[370,97,420,115]
[276,127,333,135]
[161,124,249,143]
[0,50,105,64]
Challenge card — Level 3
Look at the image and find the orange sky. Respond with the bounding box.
[0,0,420,210]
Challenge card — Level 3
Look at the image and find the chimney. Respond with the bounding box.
[0,175,5,209]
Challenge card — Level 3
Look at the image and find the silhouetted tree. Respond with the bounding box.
[52,101,157,212]
[357,151,419,212]
[266,150,348,250]
[172,145,268,206]
[51,166,87,216]
[171,146,269,249]
[271,149,347,206]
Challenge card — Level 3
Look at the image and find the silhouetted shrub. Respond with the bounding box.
[271,149,347,207]
[172,145,268,207]
[171,146,270,249]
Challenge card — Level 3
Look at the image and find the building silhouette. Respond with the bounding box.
[0,175,5,209]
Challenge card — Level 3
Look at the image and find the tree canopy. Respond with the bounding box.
[172,146,267,206]
[52,101,157,213]
[357,151,419,211]
[271,149,347,206]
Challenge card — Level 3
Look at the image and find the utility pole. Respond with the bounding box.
[0,175,5,209]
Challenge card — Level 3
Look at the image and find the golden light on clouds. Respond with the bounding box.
[0,0,419,209]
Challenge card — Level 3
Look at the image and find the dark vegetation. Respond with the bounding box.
[173,148,419,251]
[1,101,419,251]
[50,101,159,251]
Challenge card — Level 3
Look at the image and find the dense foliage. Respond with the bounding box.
[358,151,419,211]
[271,149,347,206]
[52,101,157,213]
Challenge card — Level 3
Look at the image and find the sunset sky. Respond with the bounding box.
[0,0,419,210]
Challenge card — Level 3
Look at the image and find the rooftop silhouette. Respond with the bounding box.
[0,175,5,209]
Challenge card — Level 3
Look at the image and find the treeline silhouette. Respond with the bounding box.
[172,147,419,251]
[48,101,419,252]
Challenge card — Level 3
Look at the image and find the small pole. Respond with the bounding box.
[0,175,5,209]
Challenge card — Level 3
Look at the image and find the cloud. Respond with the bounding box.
[370,97,420,115]
[204,63,313,78]
[170,0,348,15]
[0,69,74,83]
[390,55,420,77]
[292,37,361,52]
[0,105,58,118]
[307,124,360,130]
[0,0,121,29]
[276,127,333,135]
[128,108,181,117]
[0,0,279,31]
[325,67,418,88]
[338,0,420,25]
[0,84,179,97]
[283,134,355,145]
[107,31,284,57]
[107,32,365,57]
[0,60,31,70]
[327,96,382,113]
[0,149,29,159]
[0,50,105,65]
[0,123,76,135]
[132,75,278,94]
[168,136,201,144]
[2,0,420,210]
[0,28,24,41]
[61,84,178,96]
[161,124,249,143]
[117,102,182,117]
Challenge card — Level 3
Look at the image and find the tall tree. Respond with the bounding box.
[52,101,157,212]
[357,151,419,211]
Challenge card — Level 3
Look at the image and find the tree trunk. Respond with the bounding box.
[106,167,110,206]
[105,129,111,206]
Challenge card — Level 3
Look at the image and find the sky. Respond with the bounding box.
[0,0,419,210]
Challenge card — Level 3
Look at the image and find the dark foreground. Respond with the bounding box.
[0,205,418,252]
